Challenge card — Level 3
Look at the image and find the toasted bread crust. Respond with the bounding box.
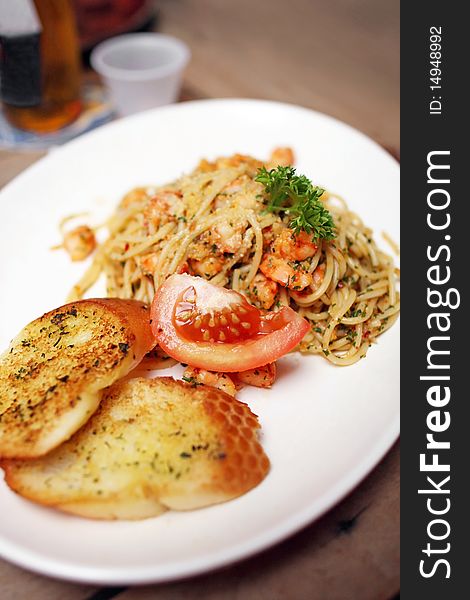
[0,299,154,458]
[1,377,270,520]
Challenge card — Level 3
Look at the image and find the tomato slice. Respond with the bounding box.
[150,274,310,372]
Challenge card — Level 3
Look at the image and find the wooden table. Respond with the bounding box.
[0,1,399,598]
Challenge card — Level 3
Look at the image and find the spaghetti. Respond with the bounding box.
[67,149,400,366]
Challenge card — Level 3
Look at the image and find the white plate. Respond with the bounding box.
[0,99,399,585]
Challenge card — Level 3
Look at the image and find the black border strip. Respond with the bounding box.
[401,1,466,597]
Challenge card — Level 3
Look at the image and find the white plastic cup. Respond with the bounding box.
[90,33,191,116]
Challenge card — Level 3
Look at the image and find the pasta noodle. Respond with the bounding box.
[67,150,400,366]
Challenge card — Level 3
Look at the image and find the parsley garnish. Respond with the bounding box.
[255,166,336,241]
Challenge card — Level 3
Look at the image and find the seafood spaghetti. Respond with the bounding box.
[66,148,400,366]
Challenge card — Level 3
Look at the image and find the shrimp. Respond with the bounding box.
[119,187,151,208]
[189,256,224,278]
[217,176,246,198]
[187,232,214,261]
[215,154,263,174]
[273,229,318,261]
[259,228,318,291]
[182,367,237,396]
[140,253,159,276]
[290,263,326,304]
[214,220,244,254]
[62,225,96,261]
[214,175,264,211]
[187,218,244,277]
[237,363,277,388]
[260,255,313,290]
[176,261,190,275]
[197,158,217,173]
[311,263,326,290]
[141,253,192,277]
[197,154,263,177]
[186,232,225,277]
[247,272,278,310]
[188,218,245,265]
[267,147,295,168]
[143,190,184,228]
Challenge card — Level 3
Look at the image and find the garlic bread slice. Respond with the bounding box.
[0,299,154,458]
[1,377,270,520]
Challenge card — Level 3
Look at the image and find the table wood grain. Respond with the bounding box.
[0,1,399,598]
[157,0,400,149]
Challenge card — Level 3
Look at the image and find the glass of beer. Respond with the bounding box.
[1,0,82,134]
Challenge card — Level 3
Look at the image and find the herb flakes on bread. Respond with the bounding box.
[0,298,155,459]
[1,377,270,520]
